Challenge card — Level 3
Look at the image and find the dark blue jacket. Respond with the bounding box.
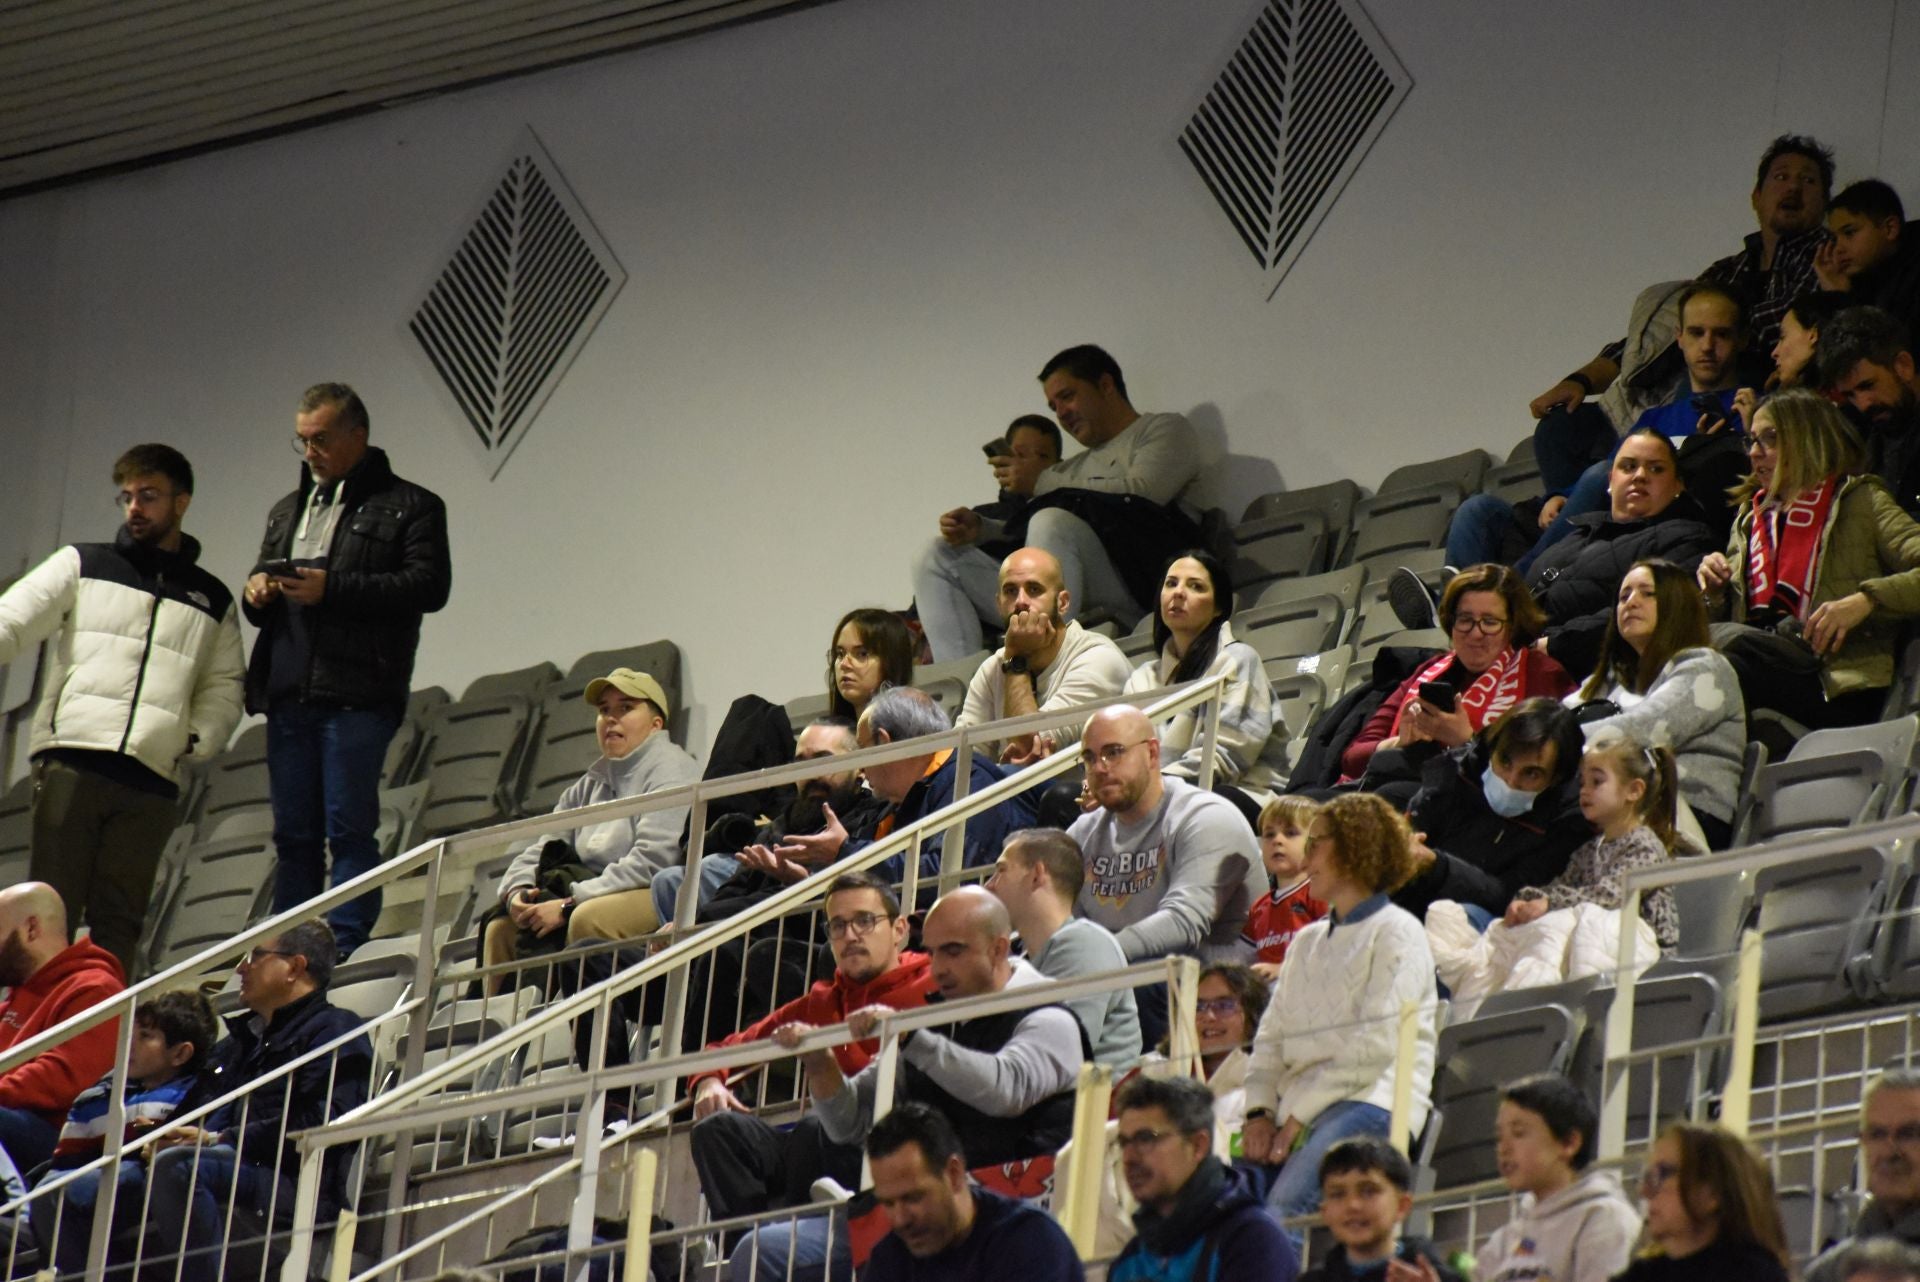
[1110,1162,1298,1282]
[867,751,1038,881]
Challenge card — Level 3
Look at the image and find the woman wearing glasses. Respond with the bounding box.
[1617,1123,1789,1282]
[1699,387,1920,736]
[825,607,916,720]
[1341,564,1575,785]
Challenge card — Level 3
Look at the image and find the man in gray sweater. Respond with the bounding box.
[988,827,1141,1066]
[1069,705,1264,1046]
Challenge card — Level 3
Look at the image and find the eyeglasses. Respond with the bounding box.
[1115,1128,1182,1154]
[1079,739,1152,769]
[1451,614,1511,636]
[244,946,296,965]
[1196,997,1243,1019]
[825,911,890,940]
[291,432,338,455]
[1638,1160,1678,1196]
[1744,428,1780,451]
[828,646,873,665]
[1862,1124,1920,1146]
[114,487,172,509]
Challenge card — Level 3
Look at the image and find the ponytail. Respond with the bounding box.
[1585,733,1685,852]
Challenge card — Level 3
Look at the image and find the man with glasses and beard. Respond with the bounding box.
[0,445,243,975]
[688,872,934,1282]
[1820,307,1920,516]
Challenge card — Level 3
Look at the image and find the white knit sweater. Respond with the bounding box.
[1242,897,1437,1135]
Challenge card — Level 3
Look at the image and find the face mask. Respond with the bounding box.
[1482,767,1542,818]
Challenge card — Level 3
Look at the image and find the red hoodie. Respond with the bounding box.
[0,938,127,1124]
[688,951,934,1097]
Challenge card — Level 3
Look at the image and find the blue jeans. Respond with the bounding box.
[30,1157,151,1277]
[146,1143,297,1275]
[268,702,400,954]
[1265,1100,1392,1251]
[1520,457,1611,572]
[0,1106,59,1187]
[727,1212,852,1282]
[1446,493,1525,569]
[649,852,744,925]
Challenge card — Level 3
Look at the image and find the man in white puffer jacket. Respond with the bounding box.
[0,445,244,972]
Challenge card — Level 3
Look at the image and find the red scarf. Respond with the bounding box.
[1393,646,1529,735]
[1747,477,1838,619]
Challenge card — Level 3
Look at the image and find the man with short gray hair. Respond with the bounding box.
[1810,1070,1920,1282]
[854,686,1037,881]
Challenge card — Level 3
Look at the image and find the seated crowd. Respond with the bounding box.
[11,132,1920,1282]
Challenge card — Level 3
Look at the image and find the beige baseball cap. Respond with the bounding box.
[582,668,670,717]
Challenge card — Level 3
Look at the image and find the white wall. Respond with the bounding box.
[3,0,1917,755]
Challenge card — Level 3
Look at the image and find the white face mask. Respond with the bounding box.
[1482,766,1543,818]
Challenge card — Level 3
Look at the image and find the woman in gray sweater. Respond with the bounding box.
[1567,558,1745,849]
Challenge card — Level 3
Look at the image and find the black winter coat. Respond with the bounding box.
[1286,647,1444,793]
[1397,740,1592,917]
[244,447,451,713]
[1527,495,1717,679]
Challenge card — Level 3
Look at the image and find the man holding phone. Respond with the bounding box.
[243,384,451,956]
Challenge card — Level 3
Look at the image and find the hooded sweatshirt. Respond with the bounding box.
[686,952,934,1098]
[1475,1168,1642,1282]
[0,939,127,1123]
[1109,1157,1298,1282]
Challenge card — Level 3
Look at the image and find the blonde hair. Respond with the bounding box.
[1732,386,1864,506]
[1258,795,1319,835]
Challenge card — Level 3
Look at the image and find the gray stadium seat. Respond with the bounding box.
[1346,486,1462,574]
[1429,1004,1578,1187]
[912,653,987,718]
[1251,563,1368,624]
[1376,448,1491,499]
[1342,652,1374,696]
[1870,846,1920,1000]
[1505,436,1535,465]
[1357,627,1449,664]
[1568,972,1722,1139]
[147,831,278,972]
[1746,843,1890,1020]
[418,663,559,836]
[1350,554,1451,656]
[1735,716,1919,845]
[382,686,449,788]
[194,722,272,833]
[782,691,834,730]
[1481,458,1544,506]
[1117,612,1159,663]
[1231,511,1330,587]
[1669,860,1752,960]
[1264,649,1349,771]
[1242,480,1364,567]
[1237,595,1344,664]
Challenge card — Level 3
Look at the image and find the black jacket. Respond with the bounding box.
[1398,740,1592,917]
[243,447,451,714]
[1300,1235,1464,1282]
[189,989,373,1214]
[1612,1237,1789,1282]
[1286,647,1443,793]
[1527,495,1718,678]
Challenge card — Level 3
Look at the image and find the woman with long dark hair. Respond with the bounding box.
[824,607,915,719]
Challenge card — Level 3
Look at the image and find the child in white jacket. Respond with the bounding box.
[1479,1074,1641,1282]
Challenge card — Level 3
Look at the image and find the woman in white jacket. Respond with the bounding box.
[1122,550,1291,802]
[1241,792,1438,1243]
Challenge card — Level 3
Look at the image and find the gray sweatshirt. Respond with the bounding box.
[1572,647,1744,825]
[1029,917,1142,1067]
[1068,776,1264,962]
[493,731,699,902]
[816,959,1082,1143]
[1475,1168,1642,1282]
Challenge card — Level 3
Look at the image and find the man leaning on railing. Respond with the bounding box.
[139,918,371,1273]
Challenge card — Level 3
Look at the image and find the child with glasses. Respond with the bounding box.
[1618,1123,1789,1282]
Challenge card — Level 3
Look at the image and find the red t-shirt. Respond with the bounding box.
[1241,879,1327,967]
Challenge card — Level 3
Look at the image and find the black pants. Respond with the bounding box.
[1712,623,1887,730]
[689,1110,863,1220]
[30,755,178,974]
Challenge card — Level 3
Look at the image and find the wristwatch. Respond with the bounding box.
[1000,655,1030,676]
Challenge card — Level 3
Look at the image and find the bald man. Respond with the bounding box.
[0,883,126,1179]
[745,888,1089,1282]
[954,548,1131,765]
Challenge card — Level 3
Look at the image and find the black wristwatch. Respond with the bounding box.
[1000,655,1030,676]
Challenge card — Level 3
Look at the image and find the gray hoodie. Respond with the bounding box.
[1475,1168,1642,1282]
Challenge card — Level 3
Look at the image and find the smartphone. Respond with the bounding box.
[1417,681,1458,714]
[260,558,301,578]
[1689,392,1727,421]
[982,438,1010,459]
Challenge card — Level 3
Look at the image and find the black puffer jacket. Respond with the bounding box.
[1397,739,1592,918]
[1527,494,1717,678]
[243,447,451,713]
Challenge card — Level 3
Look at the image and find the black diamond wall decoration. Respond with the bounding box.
[412,129,625,479]
[1181,0,1411,299]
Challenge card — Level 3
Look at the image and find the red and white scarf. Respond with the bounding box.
[1747,477,1839,619]
[1393,646,1529,735]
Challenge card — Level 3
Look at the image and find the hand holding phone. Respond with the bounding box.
[1417,681,1458,714]
[260,558,301,579]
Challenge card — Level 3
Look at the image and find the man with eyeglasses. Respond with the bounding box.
[0,444,243,973]
[140,918,371,1276]
[1107,1073,1295,1282]
[242,383,451,956]
[1068,706,1264,1045]
[688,872,933,1282]
[1808,1069,1920,1282]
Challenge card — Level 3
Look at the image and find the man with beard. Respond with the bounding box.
[688,871,934,1282]
[0,883,126,1183]
[954,548,1130,766]
[1821,306,1920,516]
[1808,1070,1920,1282]
[0,445,244,973]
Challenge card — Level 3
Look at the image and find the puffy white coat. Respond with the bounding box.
[0,536,245,785]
